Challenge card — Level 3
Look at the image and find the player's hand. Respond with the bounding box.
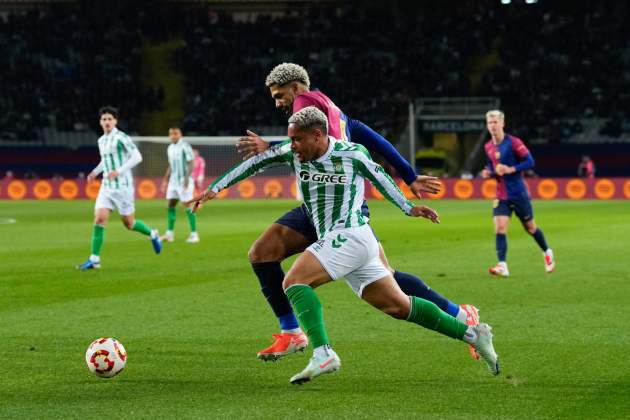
[185,189,216,213]
[409,175,441,198]
[495,164,515,176]
[236,130,269,160]
[107,171,119,180]
[160,179,168,193]
[87,172,97,183]
[481,168,491,179]
[410,205,440,224]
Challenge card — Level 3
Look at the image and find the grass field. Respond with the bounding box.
[1,199,629,419]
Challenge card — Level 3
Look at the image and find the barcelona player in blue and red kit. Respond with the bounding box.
[237,63,481,361]
[482,110,555,277]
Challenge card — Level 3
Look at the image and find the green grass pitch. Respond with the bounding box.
[1,199,629,419]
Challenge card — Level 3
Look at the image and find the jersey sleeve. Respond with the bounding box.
[511,137,535,171]
[352,146,414,215]
[347,118,416,184]
[209,141,293,193]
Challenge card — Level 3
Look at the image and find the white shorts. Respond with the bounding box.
[166,179,194,202]
[95,186,135,216]
[306,224,390,297]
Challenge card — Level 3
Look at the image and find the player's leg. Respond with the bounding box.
[117,189,162,254]
[77,207,111,270]
[489,200,511,277]
[77,186,115,270]
[162,198,179,242]
[517,200,554,273]
[182,181,199,243]
[282,243,340,384]
[359,273,499,375]
[377,242,474,324]
[250,206,315,360]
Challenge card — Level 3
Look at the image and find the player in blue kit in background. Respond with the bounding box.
[482,110,555,277]
[237,63,481,361]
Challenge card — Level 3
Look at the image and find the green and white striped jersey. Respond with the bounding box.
[97,128,138,189]
[210,137,414,238]
[167,139,194,186]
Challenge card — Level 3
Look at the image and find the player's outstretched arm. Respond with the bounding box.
[236,130,271,160]
[190,142,293,213]
[348,119,417,184]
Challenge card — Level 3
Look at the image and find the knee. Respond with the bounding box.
[248,240,284,263]
[282,274,301,291]
[525,224,537,235]
[122,219,134,230]
[382,303,409,320]
[495,226,507,234]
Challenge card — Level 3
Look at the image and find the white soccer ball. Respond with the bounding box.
[85,337,127,378]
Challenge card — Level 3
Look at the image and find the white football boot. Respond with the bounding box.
[185,232,200,243]
[290,346,340,385]
[488,262,509,277]
[470,323,500,375]
[543,249,555,273]
[160,230,174,243]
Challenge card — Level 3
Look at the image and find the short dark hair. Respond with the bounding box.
[99,106,118,119]
[169,126,182,132]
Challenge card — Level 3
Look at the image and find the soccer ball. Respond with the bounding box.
[85,337,127,378]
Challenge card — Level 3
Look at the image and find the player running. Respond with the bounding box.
[236,63,480,361]
[160,127,199,244]
[77,106,162,270]
[482,110,555,277]
[189,107,500,384]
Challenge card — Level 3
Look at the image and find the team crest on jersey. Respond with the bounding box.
[334,162,343,172]
[299,170,347,184]
[495,151,501,159]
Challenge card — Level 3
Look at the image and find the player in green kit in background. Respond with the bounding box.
[77,106,162,270]
[188,107,500,384]
[160,127,199,244]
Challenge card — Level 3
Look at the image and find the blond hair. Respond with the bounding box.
[288,106,328,134]
[265,63,311,88]
[486,109,505,120]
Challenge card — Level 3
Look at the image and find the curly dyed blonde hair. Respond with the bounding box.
[265,63,311,88]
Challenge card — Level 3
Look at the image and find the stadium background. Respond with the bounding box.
[3,1,630,419]
[1,0,629,199]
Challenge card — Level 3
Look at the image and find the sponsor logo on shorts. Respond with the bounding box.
[332,234,347,249]
[299,171,347,184]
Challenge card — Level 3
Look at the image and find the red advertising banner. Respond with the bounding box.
[0,177,629,200]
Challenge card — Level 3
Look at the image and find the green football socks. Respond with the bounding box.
[131,219,152,236]
[186,207,197,233]
[167,207,176,231]
[407,296,467,340]
[285,284,330,348]
[91,224,105,256]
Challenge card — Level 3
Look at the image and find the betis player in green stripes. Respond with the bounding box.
[159,127,199,243]
[188,107,500,384]
[77,106,162,270]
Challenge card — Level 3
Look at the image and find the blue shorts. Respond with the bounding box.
[492,198,533,222]
[275,201,375,244]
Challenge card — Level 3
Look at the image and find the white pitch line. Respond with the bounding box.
[0,218,17,225]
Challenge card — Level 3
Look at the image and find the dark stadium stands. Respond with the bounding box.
[1,0,629,177]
